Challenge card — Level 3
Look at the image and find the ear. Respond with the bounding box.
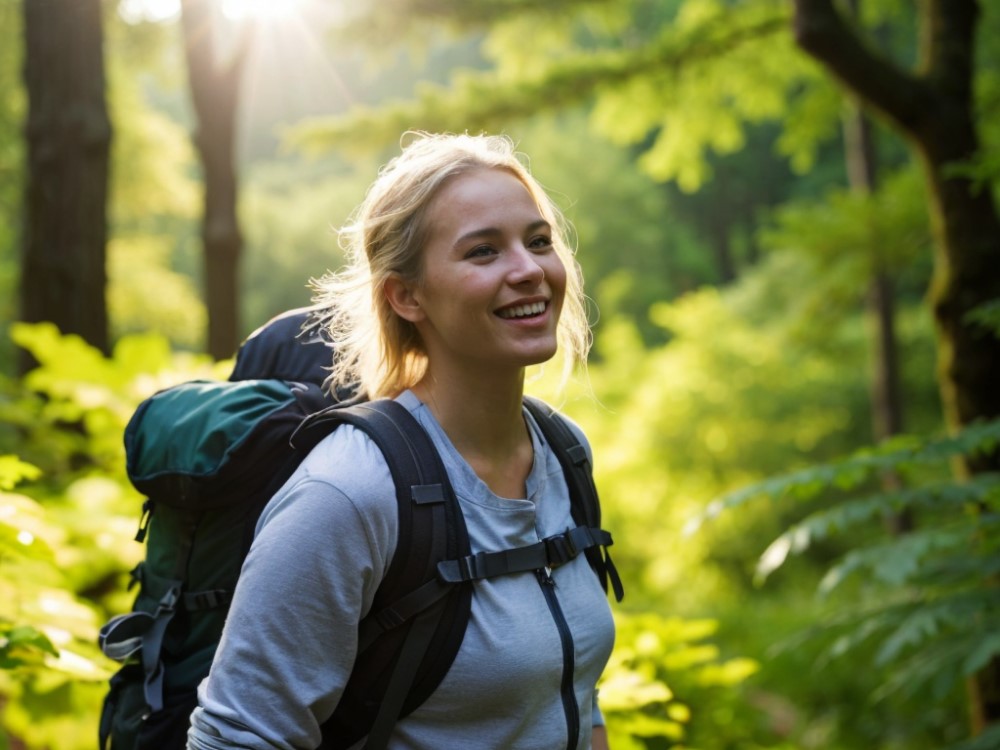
[384,274,425,323]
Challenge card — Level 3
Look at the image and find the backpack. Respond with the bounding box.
[98,316,622,750]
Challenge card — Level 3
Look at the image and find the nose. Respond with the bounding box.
[507,244,545,286]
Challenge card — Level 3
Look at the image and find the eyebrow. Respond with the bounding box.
[453,219,552,248]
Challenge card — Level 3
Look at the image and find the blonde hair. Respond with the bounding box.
[313,132,590,398]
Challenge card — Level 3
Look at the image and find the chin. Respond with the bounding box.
[517,345,559,367]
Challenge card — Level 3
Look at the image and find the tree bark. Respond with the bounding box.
[20,0,111,370]
[180,0,248,359]
[794,0,1000,730]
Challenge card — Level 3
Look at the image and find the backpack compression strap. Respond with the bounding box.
[522,398,625,602]
[436,524,614,583]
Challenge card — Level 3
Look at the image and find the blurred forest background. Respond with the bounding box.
[2,0,1000,748]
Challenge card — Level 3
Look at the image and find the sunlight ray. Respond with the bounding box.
[222,0,307,21]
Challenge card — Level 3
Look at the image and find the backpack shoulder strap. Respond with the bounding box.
[522,397,624,602]
[295,400,472,750]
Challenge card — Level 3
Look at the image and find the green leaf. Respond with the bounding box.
[820,526,972,592]
[0,455,41,491]
[0,624,59,669]
[693,419,1000,529]
[946,722,1000,750]
[964,298,1000,337]
[599,668,674,711]
[875,609,943,666]
[755,475,1000,581]
[695,657,760,687]
[0,492,57,564]
[962,631,1000,676]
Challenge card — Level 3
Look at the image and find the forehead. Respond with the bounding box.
[425,168,544,238]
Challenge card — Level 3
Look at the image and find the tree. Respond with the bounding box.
[839,0,908,532]
[180,0,248,359]
[791,0,1000,730]
[19,0,112,370]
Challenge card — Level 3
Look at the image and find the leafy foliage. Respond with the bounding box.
[601,612,760,749]
[0,468,118,750]
[0,324,226,749]
[699,416,1000,744]
[103,6,204,351]
[290,0,844,193]
[697,421,1000,523]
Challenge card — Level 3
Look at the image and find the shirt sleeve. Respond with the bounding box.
[592,690,605,727]
[188,428,397,750]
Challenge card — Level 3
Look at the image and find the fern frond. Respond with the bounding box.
[691,418,1000,530]
[754,474,1000,580]
[818,520,995,592]
[946,723,1000,750]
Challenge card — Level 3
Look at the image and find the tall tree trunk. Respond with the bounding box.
[794,0,1000,731]
[841,0,908,532]
[20,0,111,371]
[180,0,248,359]
[707,170,736,283]
[845,108,908,531]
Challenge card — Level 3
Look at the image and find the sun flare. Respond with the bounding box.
[221,0,306,21]
[119,0,310,24]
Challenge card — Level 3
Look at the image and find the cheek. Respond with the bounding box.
[415,269,484,318]
[547,256,569,304]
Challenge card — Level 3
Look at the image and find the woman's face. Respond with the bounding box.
[402,167,567,379]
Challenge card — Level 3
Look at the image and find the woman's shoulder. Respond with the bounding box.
[297,420,394,486]
[260,421,400,540]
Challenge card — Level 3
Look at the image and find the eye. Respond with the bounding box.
[528,234,554,251]
[464,244,497,260]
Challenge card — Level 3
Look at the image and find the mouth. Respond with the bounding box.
[496,301,547,320]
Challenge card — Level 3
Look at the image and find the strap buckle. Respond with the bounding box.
[544,531,578,567]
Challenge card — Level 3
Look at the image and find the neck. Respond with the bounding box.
[412,366,533,498]
[413,367,526,454]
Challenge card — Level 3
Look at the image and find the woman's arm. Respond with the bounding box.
[189,432,397,749]
[592,724,610,750]
[189,477,384,748]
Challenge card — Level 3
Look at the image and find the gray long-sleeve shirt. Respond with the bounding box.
[187,391,615,750]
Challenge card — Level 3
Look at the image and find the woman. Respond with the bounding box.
[187,133,615,750]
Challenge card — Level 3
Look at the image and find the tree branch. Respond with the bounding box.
[792,0,933,138]
[289,11,788,155]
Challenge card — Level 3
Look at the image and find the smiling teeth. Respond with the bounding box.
[498,301,546,319]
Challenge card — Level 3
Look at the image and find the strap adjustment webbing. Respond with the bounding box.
[184,588,232,610]
[436,526,613,584]
[358,577,454,652]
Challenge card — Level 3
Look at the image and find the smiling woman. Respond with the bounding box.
[184,132,616,750]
